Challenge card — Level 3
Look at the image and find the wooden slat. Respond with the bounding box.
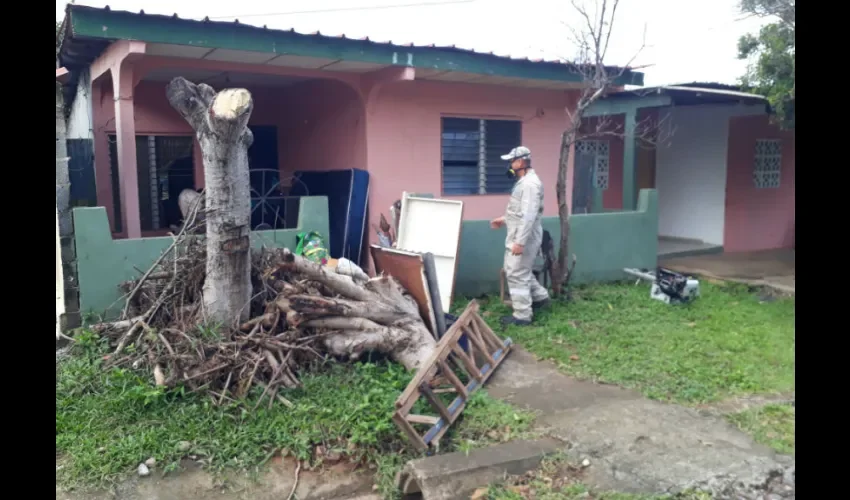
[392,412,428,450]
[465,324,496,366]
[394,301,479,408]
[420,383,453,422]
[452,344,482,381]
[474,314,505,352]
[391,300,513,451]
[439,360,468,398]
[406,414,440,425]
[432,398,467,443]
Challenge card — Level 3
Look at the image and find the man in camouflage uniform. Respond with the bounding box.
[490,146,550,326]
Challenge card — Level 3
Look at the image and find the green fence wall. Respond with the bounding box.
[74,190,657,319]
[73,196,329,320]
[454,189,658,297]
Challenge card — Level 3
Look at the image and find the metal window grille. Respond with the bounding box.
[107,135,194,232]
[576,140,611,190]
[753,139,782,189]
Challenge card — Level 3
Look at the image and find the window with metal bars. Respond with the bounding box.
[441,117,522,195]
[107,135,196,232]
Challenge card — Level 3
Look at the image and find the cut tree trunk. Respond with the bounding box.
[166,77,254,325]
[277,249,436,370]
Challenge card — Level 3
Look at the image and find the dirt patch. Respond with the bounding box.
[56,457,376,500]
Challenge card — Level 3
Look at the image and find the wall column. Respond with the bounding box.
[111,61,142,238]
[622,109,638,211]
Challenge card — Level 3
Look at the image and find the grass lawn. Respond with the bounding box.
[472,281,795,405]
[728,403,795,455]
[56,331,535,496]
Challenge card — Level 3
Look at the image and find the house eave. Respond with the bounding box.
[59,4,644,89]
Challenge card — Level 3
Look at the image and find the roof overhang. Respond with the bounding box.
[585,85,769,117]
[58,4,644,91]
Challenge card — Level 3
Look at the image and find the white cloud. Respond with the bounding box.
[56,0,768,86]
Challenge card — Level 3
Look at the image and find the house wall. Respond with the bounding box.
[655,104,765,245]
[277,79,367,182]
[367,80,578,223]
[725,114,795,252]
[92,77,362,235]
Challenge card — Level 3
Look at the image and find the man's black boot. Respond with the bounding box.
[500,315,532,327]
[532,298,550,310]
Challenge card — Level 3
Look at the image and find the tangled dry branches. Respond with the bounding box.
[89,213,435,407]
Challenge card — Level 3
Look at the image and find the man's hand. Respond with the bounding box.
[511,243,524,255]
[490,216,505,229]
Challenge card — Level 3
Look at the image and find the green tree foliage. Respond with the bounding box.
[737,0,795,128]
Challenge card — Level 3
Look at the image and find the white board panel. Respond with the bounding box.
[396,193,464,309]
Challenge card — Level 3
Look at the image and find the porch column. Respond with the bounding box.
[111,61,142,238]
[622,109,638,211]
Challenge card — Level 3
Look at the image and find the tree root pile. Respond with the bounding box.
[91,229,436,406]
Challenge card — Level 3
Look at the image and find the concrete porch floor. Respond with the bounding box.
[657,236,723,259]
[659,249,795,294]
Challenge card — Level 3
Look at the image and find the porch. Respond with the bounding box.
[657,236,722,259]
[580,85,773,256]
[660,249,795,294]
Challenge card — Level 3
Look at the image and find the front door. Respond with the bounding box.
[247,126,281,229]
[572,140,610,213]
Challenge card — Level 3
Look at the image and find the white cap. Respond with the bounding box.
[501,146,531,161]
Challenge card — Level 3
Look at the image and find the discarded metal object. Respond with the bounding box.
[623,267,700,304]
[392,300,512,451]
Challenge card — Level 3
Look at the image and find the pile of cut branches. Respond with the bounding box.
[89,215,436,407]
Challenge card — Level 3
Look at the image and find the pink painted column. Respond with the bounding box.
[111,62,142,238]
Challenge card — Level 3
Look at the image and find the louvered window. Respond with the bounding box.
[441,117,522,195]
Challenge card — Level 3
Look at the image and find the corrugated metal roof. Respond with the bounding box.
[62,3,566,65]
[58,4,637,78]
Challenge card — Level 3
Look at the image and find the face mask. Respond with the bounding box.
[506,161,527,179]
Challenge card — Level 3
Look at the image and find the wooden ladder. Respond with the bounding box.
[392,300,512,451]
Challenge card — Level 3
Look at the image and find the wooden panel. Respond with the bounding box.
[371,245,438,336]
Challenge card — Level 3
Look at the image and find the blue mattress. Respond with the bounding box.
[290,169,370,264]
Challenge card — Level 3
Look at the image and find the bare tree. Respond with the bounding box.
[551,0,655,295]
[167,77,254,325]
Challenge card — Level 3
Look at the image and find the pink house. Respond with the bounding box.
[579,84,796,256]
[56,4,643,254]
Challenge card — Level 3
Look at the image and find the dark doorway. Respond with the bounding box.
[247,125,284,229]
[572,144,595,214]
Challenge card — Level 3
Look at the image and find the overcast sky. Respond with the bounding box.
[56,0,766,86]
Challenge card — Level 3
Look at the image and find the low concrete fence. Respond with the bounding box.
[73,190,658,319]
[73,196,329,320]
[455,189,658,298]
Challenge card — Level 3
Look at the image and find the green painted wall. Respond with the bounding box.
[74,196,329,320]
[454,189,658,297]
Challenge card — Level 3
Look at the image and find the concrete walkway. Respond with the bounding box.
[486,348,795,498]
[660,249,795,295]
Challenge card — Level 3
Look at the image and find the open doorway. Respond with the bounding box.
[247,125,287,230]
